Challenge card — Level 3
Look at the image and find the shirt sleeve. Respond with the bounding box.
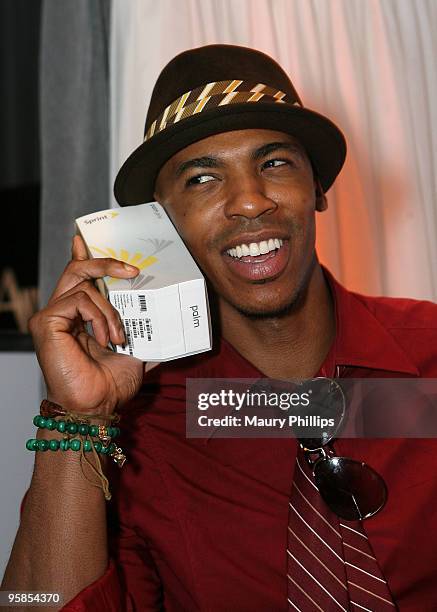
[59,560,123,611]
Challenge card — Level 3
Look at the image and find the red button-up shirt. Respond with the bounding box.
[63,272,437,611]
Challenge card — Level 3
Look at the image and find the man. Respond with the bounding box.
[2,45,437,611]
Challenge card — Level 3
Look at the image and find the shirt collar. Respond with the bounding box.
[324,268,419,376]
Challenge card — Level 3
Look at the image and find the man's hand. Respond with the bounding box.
[29,235,144,415]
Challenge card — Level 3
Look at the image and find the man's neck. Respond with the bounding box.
[218,264,335,379]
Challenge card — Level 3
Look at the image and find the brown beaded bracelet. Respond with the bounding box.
[40,399,120,424]
[40,399,65,418]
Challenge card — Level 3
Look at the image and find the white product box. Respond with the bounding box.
[75,203,211,362]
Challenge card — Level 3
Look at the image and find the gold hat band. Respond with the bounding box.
[144,79,300,142]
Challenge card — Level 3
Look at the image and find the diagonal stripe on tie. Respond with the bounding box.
[287,448,397,610]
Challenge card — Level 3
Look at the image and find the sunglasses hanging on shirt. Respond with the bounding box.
[294,377,387,521]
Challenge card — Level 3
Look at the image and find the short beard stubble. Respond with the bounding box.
[227,252,318,320]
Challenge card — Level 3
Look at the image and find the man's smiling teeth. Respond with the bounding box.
[226,238,283,258]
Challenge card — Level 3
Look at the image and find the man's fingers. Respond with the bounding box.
[34,291,112,349]
[71,235,89,261]
[49,257,139,302]
[51,280,126,345]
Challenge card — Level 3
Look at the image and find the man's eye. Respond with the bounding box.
[263,159,288,169]
[186,174,215,186]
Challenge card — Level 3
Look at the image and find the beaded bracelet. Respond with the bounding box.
[29,417,126,468]
[26,438,117,454]
[33,415,120,439]
[27,400,127,501]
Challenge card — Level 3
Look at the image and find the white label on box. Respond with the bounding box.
[110,291,161,359]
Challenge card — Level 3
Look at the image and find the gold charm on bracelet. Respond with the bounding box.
[110,445,127,468]
[98,425,112,448]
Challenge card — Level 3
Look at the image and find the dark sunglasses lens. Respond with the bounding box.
[313,457,387,521]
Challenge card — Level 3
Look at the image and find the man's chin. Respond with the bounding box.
[230,290,305,320]
[216,254,318,321]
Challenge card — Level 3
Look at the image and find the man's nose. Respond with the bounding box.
[224,175,278,220]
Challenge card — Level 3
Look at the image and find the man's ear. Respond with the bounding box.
[314,177,328,212]
[153,186,164,204]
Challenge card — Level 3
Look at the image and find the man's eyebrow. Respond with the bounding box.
[175,156,224,178]
[174,142,306,177]
[252,142,306,161]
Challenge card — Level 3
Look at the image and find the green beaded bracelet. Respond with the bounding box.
[26,438,115,454]
[33,416,120,439]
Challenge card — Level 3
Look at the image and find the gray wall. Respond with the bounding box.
[0,353,41,578]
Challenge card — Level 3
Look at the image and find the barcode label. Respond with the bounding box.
[122,318,153,355]
[138,295,147,312]
[145,319,152,342]
[124,319,134,356]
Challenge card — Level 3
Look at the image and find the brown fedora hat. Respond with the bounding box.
[114,44,346,205]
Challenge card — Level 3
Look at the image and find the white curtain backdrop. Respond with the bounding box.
[110,0,437,300]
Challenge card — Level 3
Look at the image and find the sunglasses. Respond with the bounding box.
[295,378,387,521]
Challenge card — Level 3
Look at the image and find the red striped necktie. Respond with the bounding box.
[287,448,397,611]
